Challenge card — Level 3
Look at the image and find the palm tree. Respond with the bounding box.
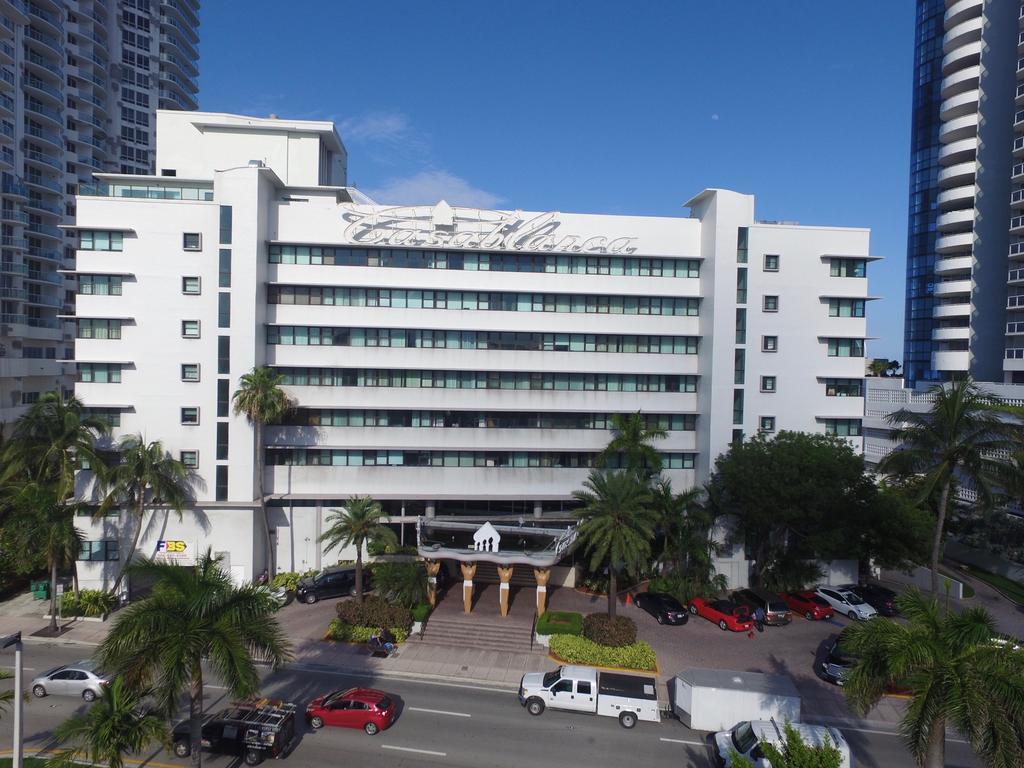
[97,551,291,768]
[0,669,12,719]
[232,367,294,575]
[841,589,1024,768]
[6,480,84,632]
[44,676,167,768]
[651,479,726,599]
[879,379,1020,593]
[100,435,191,597]
[596,412,667,478]
[319,496,396,603]
[372,561,428,607]
[572,470,657,617]
[867,358,890,378]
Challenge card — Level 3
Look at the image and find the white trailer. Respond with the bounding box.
[518,665,660,729]
[671,668,801,732]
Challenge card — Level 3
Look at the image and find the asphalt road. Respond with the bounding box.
[1,643,983,768]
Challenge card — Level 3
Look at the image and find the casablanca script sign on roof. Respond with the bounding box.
[341,205,639,254]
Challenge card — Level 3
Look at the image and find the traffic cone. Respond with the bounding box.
[625,592,632,606]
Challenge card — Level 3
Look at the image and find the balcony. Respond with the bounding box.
[942,40,982,75]
[938,184,975,209]
[935,255,973,274]
[938,160,976,187]
[27,3,64,35]
[1013,189,1024,209]
[1015,164,1024,182]
[0,41,13,66]
[933,349,971,371]
[0,207,27,224]
[937,208,975,231]
[24,50,60,80]
[0,93,13,117]
[932,326,970,342]
[939,113,979,143]
[933,278,973,297]
[24,268,61,285]
[23,292,61,308]
[0,235,27,249]
[944,0,983,28]
[1008,321,1024,335]
[25,125,62,151]
[2,177,28,198]
[1012,241,1024,259]
[24,197,59,216]
[159,32,197,63]
[24,25,62,57]
[1010,267,1024,284]
[24,169,63,193]
[158,50,198,79]
[943,16,984,55]
[0,286,26,300]
[0,260,26,275]
[27,244,60,262]
[27,221,61,240]
[159,12,199,44]
[24,100,61,127]
[940,63,981,99]
[1009,295,1024,310]
[158,89,198,110]
[24,149,61,171]
[22,75,62,104]
[936,231,975,254]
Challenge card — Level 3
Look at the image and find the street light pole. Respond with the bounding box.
[2,632,23,768]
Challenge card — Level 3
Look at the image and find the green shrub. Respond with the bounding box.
[326,619,409,644]
[60,590,115,618]
[372,561,427,607]
[648,572,727,604]
[336,594,412,630]
[410,602,432,622]
[271,569,316,593]
[536,611,583,637]
[582,613,637,647]
[548,635,657,671]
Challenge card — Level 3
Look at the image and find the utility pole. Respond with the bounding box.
[2,632,23,768]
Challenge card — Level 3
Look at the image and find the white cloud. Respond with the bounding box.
[340,112,413,143]
[367,170,504,208]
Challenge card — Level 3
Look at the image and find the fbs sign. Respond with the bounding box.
[155,539,191,561]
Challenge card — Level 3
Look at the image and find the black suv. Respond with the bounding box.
[296,566,367,604]
[730,588,792,626]
[841,583,898,617]
[172,701,296,765]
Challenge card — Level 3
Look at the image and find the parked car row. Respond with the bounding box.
[635,582,899,633]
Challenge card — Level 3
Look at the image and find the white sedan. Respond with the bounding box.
[814,586,878,621]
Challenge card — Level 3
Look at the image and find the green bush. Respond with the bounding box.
[548,635,657,671]
[336,594,411,631]
[410,602,432,622]
[327,619,409,644]
[60,589,115,618]
[271,569,316,593]
[372,561,427,607]
[582,613,637,647]
[536,611,583,637]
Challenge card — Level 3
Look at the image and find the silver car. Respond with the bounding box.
[31,661,109,701]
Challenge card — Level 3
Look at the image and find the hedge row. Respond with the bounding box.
[336,594,411,630]
[536,611,583,637]
[582,614,637,647]
[326,619,409,644]
[548,635,657,671]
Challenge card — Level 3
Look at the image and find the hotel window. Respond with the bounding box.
[216,422,229,460]
[79,230,123,251]
[735,309,746,344]
[217,379,230,417]
[180,450,199,469]
[180,407,199,425]
[181,363,200,382]
[218,336,230,373]
[759,416,776,433]
[78,540,119,561]
[78,275,123,295]
[736,268,747,304]
[826,338,864,357]
[764,254,780,272]
[182,276,201,294]
[824,418,862,437]
[182,320,200,338]
[828,298,866,317]
[219,249,231,287]
[77,363,122,383]
[733,389,744,425]
[219,206,232,245]
[218,293,230,328]
[830,258,867,278]
[183,232,202,251]
[763,295,779,312]
[77,319,122,339]
[760,376,776,393]
[734,349,745,384]
[762,335,778,352]
[824,378,864,397]
[216,466,228,501]
[736,228,748,263]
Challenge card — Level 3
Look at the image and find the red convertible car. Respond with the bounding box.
[687,598,754,632]
[781,590,835,621]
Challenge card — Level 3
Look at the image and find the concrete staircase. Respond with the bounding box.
[417,613,538,654]
[469,561,540,587]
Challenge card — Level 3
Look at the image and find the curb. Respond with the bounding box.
[0,747,179,768]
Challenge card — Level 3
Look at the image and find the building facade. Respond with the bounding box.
[71,111,874,591]
[903,0,1022,386]
[0,0,199,425]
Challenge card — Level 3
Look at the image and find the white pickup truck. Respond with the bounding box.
[518,665,660,729]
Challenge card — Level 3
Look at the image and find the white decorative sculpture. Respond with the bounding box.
[473,521,501,553]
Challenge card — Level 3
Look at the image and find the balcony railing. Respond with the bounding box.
[24,100,61,124]
[24,173,61,193]
[1011,241,1024,258]
[26,125,62,148]
[23,75,62,101]
[0,261,27,274]
[25,50,60,77]
[25,149,61,170]
[24,26,62,55]
[0,235,27,249]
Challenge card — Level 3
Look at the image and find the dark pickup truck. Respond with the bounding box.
[172,699,297,766]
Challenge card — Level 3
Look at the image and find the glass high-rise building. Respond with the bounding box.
[0,0,200,425]
[903,0,1021,386]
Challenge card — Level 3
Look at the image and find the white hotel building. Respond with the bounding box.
[72,112,874,591]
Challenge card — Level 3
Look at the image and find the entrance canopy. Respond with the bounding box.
[416,517,577,568]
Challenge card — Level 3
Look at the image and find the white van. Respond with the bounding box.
[714,720,853,767]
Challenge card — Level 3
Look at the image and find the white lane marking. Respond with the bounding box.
[0,666,36,671]
[408,706,471,718]
[659,737,705,746]
[382,744,447,757]
[837,726,968,744]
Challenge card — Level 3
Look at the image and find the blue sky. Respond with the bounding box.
[197,1,914,361]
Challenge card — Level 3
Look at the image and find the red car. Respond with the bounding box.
[306,687,396,735]
[781,590,835,621]
[688,597,754,632]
